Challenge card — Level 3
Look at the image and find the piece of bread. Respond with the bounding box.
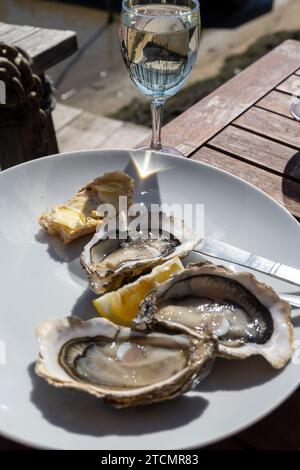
[39,171,135,243]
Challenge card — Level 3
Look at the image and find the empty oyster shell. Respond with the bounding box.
[81,213,202,295]
[39,171,135,243]
[134,262,294,368]
[35,317,216,408]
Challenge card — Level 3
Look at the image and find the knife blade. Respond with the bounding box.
[195,238,300,287]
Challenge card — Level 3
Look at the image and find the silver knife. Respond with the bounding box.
[195,238,300,287]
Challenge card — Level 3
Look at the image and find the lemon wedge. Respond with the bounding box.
[93,257,184,326]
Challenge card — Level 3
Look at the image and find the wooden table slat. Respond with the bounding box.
[256,89,295,119]
[208,125,300,182]
[140,40,300,155]
[53,103,83,133]
[0,23,78,73]
[234,106,300,149]
[0,25,40,45]
[56,111,124,151]
[16,27,78,74]
[276,74,300,96]
[0,22,17,38]
[192,146,300,218]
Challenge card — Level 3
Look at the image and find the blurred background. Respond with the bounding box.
[1,0,299,145]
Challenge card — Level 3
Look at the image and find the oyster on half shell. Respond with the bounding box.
[35,317,216,408]
[80,213,202,295]
[134,262,294,368]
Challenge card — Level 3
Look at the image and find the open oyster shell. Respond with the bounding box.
[81,213,202,295]
[35,317,216,408]
[134,262,294,368]
[39,171,135,244]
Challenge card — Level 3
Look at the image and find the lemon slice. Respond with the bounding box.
[93,257,184,326]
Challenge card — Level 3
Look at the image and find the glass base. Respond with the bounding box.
[291,101,300,121]
[136,145,185,157]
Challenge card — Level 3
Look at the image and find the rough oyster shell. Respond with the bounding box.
[39,171,135,243]
[134,262,294,368]
[35,316,216,408]
[80,213,202,295]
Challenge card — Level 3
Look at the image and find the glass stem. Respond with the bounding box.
[150,98,165,151]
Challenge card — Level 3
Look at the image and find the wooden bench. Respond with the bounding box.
[0,22,78,169]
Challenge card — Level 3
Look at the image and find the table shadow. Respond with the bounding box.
[71,286,98,320]
[35,229,92,264]
[199,356,280,392]
[282,151,300,205]
[28,363,208,438]
[291,314,300,328]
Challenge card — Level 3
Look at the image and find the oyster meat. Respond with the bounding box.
[81,213,202,295]
[135,262,294,368]
[35,317,216,408]
[39,171,135,243]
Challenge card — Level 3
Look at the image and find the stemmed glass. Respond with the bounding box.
[291,100,300,121]
[119,0,201,156]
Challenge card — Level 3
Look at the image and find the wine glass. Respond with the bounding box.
[119,0,201,156]
[291,100,300,121]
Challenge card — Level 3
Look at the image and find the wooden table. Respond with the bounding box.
[154,39,300,222]
[1,39,299,451]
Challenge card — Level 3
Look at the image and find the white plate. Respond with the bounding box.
[0,149,299,450]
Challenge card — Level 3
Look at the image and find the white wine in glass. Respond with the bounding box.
[291,100,300,121]
[119,0,201,156]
